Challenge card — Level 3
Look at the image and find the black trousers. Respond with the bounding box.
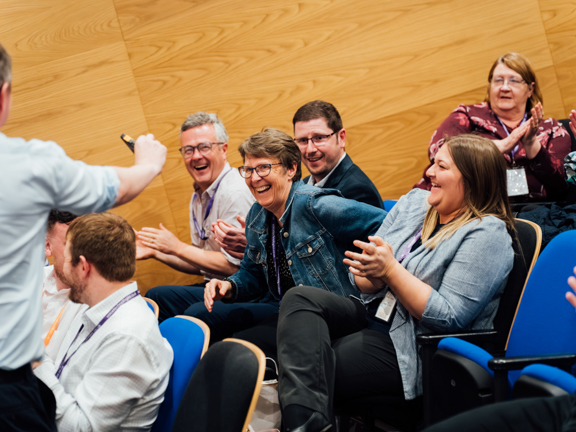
[0,364,57,432]
[425,395,576,432]
[275,286,403,419]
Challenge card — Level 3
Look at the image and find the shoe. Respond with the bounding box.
[287,412,331,432]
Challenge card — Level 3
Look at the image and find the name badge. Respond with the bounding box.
[375,290,397,323]
[507,167,529,197]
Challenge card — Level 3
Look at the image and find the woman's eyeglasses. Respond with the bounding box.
[238,163,283,179]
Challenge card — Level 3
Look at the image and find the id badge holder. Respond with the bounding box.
[507,167,529,197]
[375,290,397,324]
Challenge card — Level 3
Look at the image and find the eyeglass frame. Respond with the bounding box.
[179,142,225,158]
[238,163,283,179]
[293,130,339,147]
[490,76,527,88]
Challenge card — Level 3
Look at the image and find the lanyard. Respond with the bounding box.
[55,290,139,379]
[496,113,527,163]
[44,304,67,347]
[192,168,232,240]
[398,227,423,264]
[270,215,282,299]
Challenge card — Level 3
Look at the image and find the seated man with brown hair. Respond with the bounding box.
[34,213,173,432]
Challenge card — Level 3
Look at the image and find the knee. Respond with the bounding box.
[281,286,317,312]
[144,285,166,301]
[280,286,332,320]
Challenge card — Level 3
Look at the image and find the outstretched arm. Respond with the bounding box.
[137,223,238,276]
[112,134,167,207]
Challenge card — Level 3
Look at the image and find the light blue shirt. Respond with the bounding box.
[0,133,120,370]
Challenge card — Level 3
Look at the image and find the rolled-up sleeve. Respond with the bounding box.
[31,140,120,214]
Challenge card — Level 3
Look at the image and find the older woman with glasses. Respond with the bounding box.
[204,127,386,358]
[415,52,572,203]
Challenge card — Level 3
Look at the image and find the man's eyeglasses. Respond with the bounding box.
[179,142,224,158]
[293,131,338,147]
[238,163,283,179]
[491,77,526,88]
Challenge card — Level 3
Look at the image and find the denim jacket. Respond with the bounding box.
[227,181,387,302]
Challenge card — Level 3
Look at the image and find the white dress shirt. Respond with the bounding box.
[190,162,255,279]
[35,282,173,431]
[41,266,86,360]
[0,133,119,370]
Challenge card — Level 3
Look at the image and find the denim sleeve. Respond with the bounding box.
[310,194,387,244]
[421,221,513,332]
[226,206,269,303]
[227,253,269,303]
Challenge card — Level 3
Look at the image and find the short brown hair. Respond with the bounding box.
[66,213,136,282]
[0,43,12,90]
[238,128,302,181]
[292,100,343,133]
[485,52,542,113]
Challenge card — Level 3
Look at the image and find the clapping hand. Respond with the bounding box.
[137,223,182,255]
[521,103,544,158]
[135,229,156,260]
[566,267,576,310]
[211,215,247,259]
[569,110,576,137]
[343,236,398,289]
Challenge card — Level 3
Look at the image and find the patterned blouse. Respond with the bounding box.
[414,102,571,202]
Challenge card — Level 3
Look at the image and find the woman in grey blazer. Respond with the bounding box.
[277,134,516,432]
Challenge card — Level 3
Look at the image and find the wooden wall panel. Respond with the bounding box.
[1,0,574,291]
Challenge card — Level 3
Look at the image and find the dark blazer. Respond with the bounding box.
[304,154,384,209]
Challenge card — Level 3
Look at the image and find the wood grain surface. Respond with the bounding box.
[1,0,574,291]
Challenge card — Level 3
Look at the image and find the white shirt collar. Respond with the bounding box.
[308,153,346,188]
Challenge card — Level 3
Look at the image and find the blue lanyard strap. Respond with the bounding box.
[270,215,282,299]
[192,168,232,240]
[55,289,139,379]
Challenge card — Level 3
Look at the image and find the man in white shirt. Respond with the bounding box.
[138,113,274,342]
[0,42,167,432]
[42,211,85,360]
[35,212,173,432]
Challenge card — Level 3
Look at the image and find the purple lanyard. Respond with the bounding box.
[496,113,527,162]
[270,215,282,299]
[55,290,139,379]
[398,227,423,264]
[192,168,232,240]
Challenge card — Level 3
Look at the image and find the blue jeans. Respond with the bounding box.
[145,284,279,342]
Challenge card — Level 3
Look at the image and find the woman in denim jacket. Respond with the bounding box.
[203,128,387,349]
[276,134,516,432]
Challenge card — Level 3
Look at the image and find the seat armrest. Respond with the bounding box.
[488,354,576,371]
[418,330,497,426]
[417,330,498,347]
